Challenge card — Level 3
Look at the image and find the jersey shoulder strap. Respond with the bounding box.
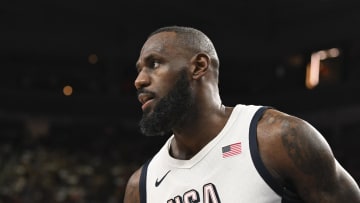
[139,158,152,203]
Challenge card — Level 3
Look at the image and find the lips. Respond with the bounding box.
[138,92,155,110]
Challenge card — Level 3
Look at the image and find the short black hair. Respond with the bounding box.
[148,25,219,69]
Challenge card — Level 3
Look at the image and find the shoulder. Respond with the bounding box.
[123,166,142,203]
[257,108,326,149]
[256,108,333,180]
[256,108,360,202]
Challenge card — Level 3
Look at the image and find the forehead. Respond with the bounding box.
[140,32,178,57]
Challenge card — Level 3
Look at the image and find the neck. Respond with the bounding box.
[170,104,232,160]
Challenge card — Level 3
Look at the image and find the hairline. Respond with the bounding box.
[147,26,219,69]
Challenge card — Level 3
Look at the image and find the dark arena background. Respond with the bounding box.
[1,0,360,202]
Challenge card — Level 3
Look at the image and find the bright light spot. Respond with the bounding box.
[306,52,320,89]
[63,85,73,96]
[305,47,341,89]
[318,50,327,60]
[328,48,340,58]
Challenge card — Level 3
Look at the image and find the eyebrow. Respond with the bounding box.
[135,61,140,71]
[135,53,161,72]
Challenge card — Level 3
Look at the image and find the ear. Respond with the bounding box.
[190,53,210,80]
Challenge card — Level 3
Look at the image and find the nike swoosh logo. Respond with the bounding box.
[155,170,171,187]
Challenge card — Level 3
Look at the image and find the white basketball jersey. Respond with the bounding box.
[139,104,303,203]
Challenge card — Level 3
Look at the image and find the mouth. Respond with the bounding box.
[138,92,155,111]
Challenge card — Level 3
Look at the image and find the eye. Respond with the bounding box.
[150,60,160,69]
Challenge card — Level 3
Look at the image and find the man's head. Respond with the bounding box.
[134,25,220,136]
[147,26,219,70]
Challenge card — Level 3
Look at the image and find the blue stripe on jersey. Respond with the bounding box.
[140,158,152,203]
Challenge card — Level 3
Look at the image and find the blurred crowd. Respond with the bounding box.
[0,122,159,203]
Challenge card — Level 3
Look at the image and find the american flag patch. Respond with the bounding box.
[222,142,242,158]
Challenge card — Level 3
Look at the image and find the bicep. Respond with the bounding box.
[258,109,360,202]
[278,116,360,202]
[123,168,142,203]
[331,160,360,202]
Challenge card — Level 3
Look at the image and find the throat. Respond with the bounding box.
[169,142,198,160]
[168,105,234,160]
[168,132,214,160]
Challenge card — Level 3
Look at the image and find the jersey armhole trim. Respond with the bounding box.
[249,106,304,203]
[139,158,152,203]
[249,106,283,196]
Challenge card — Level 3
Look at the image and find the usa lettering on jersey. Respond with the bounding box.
[167,183,221,203]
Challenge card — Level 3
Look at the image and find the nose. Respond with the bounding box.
[134,69,150,90]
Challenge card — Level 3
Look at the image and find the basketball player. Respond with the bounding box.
[124,25,360,202]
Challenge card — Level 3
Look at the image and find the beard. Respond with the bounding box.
[139,70,194,136]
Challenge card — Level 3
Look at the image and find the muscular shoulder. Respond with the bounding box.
[257,109,333,174]
[257,108,314,140]
[256,108,334,179]
[257,108,333,170]
[123,167,142,203]
[256,108,360,202]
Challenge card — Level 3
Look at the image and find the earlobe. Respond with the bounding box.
[192,53,210,80]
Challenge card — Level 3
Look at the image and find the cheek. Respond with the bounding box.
[155,80,173,99]
[153,71,180,96]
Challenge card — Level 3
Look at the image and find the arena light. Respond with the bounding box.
[306,52,320,89]
[305,47,342,89]
[63,85,73,96]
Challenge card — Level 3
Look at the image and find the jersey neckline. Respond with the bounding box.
[162,104,244,169]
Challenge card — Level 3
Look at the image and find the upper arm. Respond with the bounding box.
[258,109,360,202]
[123,167,142,203]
